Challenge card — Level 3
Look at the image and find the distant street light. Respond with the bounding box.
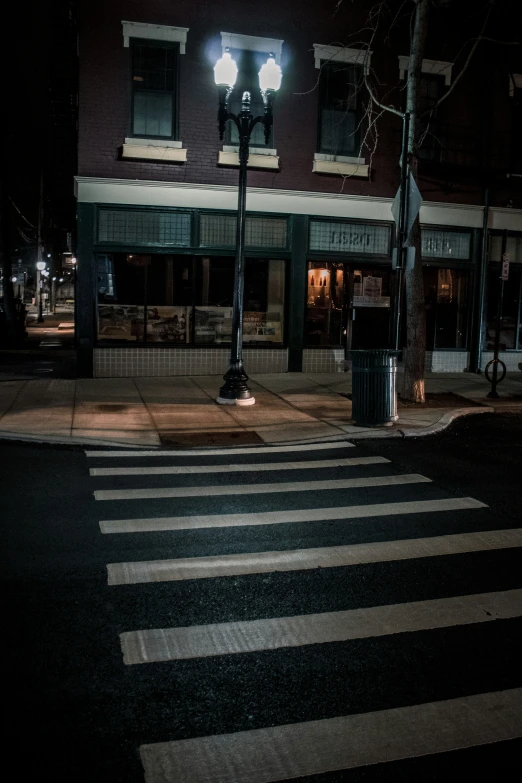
[213,50,282,406]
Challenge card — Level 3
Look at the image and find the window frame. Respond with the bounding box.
[316,60,364,157]
[224,48,273,149]
[95,251,290,348]
[129,37,180,141]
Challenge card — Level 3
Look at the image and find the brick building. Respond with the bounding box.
[75,0,522,377]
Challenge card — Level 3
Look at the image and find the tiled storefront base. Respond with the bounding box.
[303,349,346,373]
[304,349,472,373]
[93,348,289,377]
[481,351,522,372]
[425,351,469,372]
[400,349,469,372]
[93,347,520,377]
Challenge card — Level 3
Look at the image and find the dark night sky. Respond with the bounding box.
[7,1,51,223]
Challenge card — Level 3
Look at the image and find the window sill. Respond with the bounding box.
[122,142,187,163]
[218,150,280,170]
[313,155,369,178]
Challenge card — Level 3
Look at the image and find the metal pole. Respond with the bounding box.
[217,91,255,405]
[37,272,44,322]
[37,170,44,322]
[487,230,507,398]
[473,186,489,372]
[390,112,410,351]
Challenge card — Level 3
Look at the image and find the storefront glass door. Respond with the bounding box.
[348,267,391,349]
[306,262,391,349]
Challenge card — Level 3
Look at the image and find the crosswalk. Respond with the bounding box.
[85,439,522,781]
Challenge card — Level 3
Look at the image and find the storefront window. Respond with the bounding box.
[97,254,145,341]
[97,254,285,345]
[306,262,345,346]
[424,268,470,349]
[485,264,522,350]
[195,257,285,344]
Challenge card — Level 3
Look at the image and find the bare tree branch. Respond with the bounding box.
[479,36,521,45]
[364,72,404,115]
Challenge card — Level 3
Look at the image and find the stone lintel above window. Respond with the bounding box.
[313,44,372,73]
[398,56,453,85]
[122,21,189,52]
[220,32,284,63]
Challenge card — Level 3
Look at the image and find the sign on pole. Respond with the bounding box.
[391,172,423,246]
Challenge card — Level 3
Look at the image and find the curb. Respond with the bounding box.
[333,406,496,441]
[0,431,158,449]
[400,406,495,438]
[0,406,499,449]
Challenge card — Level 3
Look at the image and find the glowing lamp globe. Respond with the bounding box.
[259,55,282,92]
[214,50,238,87]
[36,261,46,271]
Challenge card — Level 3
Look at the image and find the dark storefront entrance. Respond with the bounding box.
[306,261,391,350]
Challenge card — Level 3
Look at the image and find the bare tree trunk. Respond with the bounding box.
[401,0,429,402]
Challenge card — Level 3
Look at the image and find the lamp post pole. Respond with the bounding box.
[36,261,46,323]
[214,51,281,406]
[36,269,44,322]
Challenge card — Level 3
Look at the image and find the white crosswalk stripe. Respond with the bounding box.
[107,527,522,584]
[84,440,354,458]
[94,472,430,501]
[121,589,522,663]
[99,496,485,534]
[140,688,522,783]
[90,455,388,477]
[85,443,521,782]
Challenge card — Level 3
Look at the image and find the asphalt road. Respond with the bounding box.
[1,413,521,782]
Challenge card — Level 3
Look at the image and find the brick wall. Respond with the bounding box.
[77,0,522,208]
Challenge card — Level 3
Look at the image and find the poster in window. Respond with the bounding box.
[194,307,233,343]
[363,275,382,298]
[142,306,190,343]
[243,312,282,342]
[353,274,390,307]
[98,305,143,341]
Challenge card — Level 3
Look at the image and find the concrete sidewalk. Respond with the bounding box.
[0,372,520,448]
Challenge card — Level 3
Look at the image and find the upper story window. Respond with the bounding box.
[122,21,188,142]
[313,46,371,165]
[418,72,444,112]
[219,32,284,150]
[318,62,363,156]
[226,49,272,147]
[131,40,177,139]
[398,57,451,162]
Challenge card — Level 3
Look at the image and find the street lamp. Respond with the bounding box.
[36,260,46,323]
[213,49,282,406]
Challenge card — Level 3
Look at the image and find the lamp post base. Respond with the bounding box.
[216,395,256,406]
[216,364,256,406]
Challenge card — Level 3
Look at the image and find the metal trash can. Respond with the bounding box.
[348,349,400,427]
